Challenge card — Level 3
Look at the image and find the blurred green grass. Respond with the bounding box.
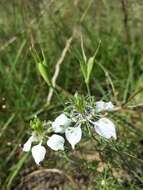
[0,0,143,189]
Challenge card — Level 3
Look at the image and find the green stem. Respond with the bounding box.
[86,82,91,96]
[48,84,65,107]
[52,86,64,106]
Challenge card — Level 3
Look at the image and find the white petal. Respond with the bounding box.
[96,101,115,112]
[95,101,106,112]
[23,139,32,152]
[52,113,71,133]
[104,101,114,111]
[65,126,82,149]
[31,144,46,165]
[47,134,65,151]
[94,118,117,139]
[52,121,65,133]
[23,136,35,152]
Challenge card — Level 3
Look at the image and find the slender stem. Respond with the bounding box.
[47,84,65,107]
[86,82,91,96]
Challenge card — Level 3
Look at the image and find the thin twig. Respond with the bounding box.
[47,33,75,105]
[79,0,94,23]
[0,37,17,51]
[122,86,143,106]
[97,62,119,105]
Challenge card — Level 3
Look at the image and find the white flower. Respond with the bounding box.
[47,134,65,151]
[94,118,117,139]
[95,101,114,112]
[52,113,71,133]
[65,125,82,149]
[31,144,46,165]
[23,135,38,152]
[23,134,46,165]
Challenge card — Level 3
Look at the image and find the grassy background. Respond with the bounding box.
[0,0,143,189]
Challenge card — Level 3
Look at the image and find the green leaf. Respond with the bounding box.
[86,40,101,85]
[81,37,87,63]
[86,56,95,84]
[38,61,51,86]
[80,60,87,82]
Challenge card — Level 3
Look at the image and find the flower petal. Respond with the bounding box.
[95,101,106,112]
[104,101,114,111]
[95,101,114,112]
[52,113,71,133]
[23,139,32,152]
[23,136,35,152]
[65,126,82,149]
[47,134,65,151]
[31,144,46,165]
[94,118,117,139]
